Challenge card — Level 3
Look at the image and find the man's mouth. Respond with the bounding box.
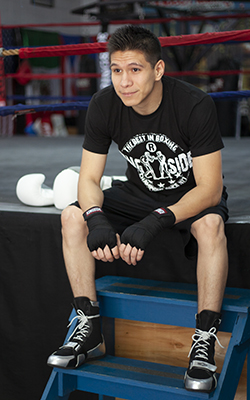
[121,91,138,97]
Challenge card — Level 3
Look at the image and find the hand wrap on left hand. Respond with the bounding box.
[120,207,176,250]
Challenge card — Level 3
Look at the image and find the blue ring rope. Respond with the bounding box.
[1,91,250,117]
[6,95,92,101]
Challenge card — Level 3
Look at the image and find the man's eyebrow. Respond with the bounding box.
[110,62,144,68]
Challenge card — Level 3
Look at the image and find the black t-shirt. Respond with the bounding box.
[83,76,223,203]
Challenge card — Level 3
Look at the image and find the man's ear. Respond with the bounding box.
[155,59,165,81]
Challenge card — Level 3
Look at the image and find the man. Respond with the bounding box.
[47,25,228,393]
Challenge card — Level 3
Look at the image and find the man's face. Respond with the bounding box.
[110,50,164,115]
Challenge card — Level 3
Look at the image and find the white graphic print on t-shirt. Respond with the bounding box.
[120,132,193,192]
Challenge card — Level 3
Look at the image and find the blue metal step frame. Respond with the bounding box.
[41,276,250,400]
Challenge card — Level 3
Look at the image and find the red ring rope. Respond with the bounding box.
[17,29,250,59]
[19,42,107,58]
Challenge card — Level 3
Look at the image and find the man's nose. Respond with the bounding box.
[120,72,132,87]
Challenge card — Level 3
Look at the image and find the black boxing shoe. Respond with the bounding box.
[184,310,223,393]
[47,297,106,369]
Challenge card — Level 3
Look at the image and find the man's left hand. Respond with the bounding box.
[120,207,175,265]
[119,242,144,266]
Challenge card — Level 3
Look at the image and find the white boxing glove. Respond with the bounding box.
[16,174,54,206]
[53,169,127,210]
[53,167,80,210]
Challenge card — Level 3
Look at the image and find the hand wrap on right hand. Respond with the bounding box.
[83,206,117,252]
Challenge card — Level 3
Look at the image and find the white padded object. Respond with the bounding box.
[100,175,112,191]
[16,169,128,210]
[100,175,127,190]
[16,173,54,206]
[53,168,79,210]
[53,170,127,210]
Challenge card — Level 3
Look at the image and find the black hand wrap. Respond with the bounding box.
[121,207,175,250]
[83,206,117,252]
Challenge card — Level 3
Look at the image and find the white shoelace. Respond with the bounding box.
[67,309,100,343]
[188,327,224,361]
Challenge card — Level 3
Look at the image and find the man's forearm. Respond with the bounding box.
[168,182,223,224]
[78,178,104,212]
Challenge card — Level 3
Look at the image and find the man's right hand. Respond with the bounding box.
[83,206,119,262]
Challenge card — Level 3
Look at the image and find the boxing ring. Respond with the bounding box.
[0,25,250,400]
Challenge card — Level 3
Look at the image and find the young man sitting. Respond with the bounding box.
[47,25,228,393]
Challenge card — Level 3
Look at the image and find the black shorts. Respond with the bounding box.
[73,180,229,259]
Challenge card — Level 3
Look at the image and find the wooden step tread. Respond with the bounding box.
[57,355,210,400]
[96,276,250,331]
[97,276,250,310]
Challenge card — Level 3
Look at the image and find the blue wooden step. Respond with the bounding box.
[96,275,250,334]
[43,355,211,400]
[41,276,250,400]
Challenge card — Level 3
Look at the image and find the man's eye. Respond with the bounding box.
[112,68,121,73]
[132,68,140,72]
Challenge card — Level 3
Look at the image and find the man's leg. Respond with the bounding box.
[61,205,97,300]
[192,213,228,313]
[47,205,105,369]
[184,213,228,392]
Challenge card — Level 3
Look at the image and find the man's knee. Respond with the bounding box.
[61,205,86,237]
[191,214,226,244]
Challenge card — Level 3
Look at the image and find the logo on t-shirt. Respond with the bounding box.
[120,133,192,192]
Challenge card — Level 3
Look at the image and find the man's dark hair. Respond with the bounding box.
[107,25,162,68]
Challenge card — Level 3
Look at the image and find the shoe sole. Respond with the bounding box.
[184,371,217,393]
[47,339,106,369]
